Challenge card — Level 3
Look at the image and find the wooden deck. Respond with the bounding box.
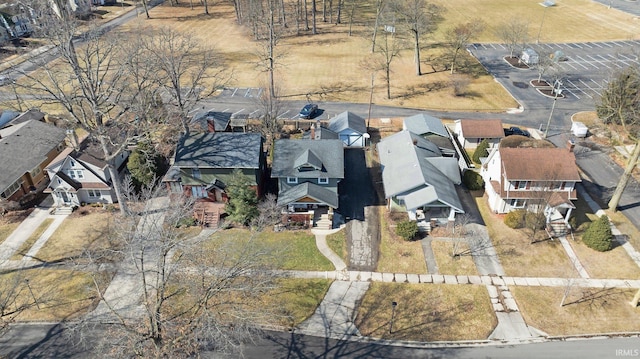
[193,201,225,228]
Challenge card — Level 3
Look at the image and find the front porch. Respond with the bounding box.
[193,201,225,228]
[280,205,334,230]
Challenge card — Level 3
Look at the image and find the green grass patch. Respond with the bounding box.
[11,218,54,260]
[204,228,334,271]
[356,283,496,341]
[326,229,348,266]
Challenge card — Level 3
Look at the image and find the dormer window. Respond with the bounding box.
[287,177,298,184]
[298,166,315,172]
[318,178,329,184]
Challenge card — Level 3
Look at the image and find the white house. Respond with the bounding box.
[454,119,505,149]
[45,144,129,208]
[327,111,368,148]
[481,145,581,235]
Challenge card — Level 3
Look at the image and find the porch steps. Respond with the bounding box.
[548,221,569,238]
[315,214,332,230]
[51,206,73,215]
[417,221,431,233]
[202,210,219,228]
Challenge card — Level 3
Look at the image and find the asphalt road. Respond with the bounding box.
[2,323,640,358]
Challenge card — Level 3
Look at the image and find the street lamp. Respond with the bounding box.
[389,301,398,334]
[25,279,40,310]
[544,80,563,139]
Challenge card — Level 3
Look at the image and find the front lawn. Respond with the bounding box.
[11,218,54,260]
[431,240,478,276]
[203,228,334,271]
[326,229,348,266]
[376,209,427,274]
[513,286,640,336]
[475,194,577,278]
[356,283,496,341]
[264,278,333,327]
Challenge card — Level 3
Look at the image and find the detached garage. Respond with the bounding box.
[328,111,368,148]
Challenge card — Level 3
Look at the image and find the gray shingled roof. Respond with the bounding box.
[377,131,463,213]
[191,111,232,132]
[328,111,367,134]
[174,132,262,169]
[271,139,344,179]
[403,113,449,138]
[276,182,339,208]
[302,126,339,140]
[0,120,67,194]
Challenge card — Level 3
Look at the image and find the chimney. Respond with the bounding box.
[66,129,79,150]
[310,123,316,140]
[207,119,215,133]
[567,139,575,152]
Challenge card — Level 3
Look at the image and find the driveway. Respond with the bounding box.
[338,148,381,271]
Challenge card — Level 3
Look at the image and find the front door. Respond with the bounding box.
[59,191,69,204]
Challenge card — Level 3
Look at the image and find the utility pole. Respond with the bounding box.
[544,81,562,138]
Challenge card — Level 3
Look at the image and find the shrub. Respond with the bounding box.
[177,216,196,228]
[582,215,613,252]
[504,210,525,229]
[396,220,419,241]
[472,139,490,164]
[463,170,484,190]
[524,211,546,231]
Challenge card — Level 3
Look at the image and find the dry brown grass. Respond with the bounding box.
[5,269,111,322]
[376,209,427,274]
[356,283,496,341]
[569,238,640,279]
[474,193,578,278]
[261,278,332,327]
[513,286,640,336]
[431,240,479,276]
[11,218,54,260]
[0,221,20,246]
[35,211,113,262]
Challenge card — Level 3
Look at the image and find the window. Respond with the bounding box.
[559,181,566,190]
[318,178,329,184]
[192,168,201,179]
[287,177,298,184]
[515,181,527,189]
[510,199,526,208]
[30,166,41,178]
[67,170,84,179]
[70,160,76,167]
[1,180,22,199]
[191,186,208,198]
[87,190,100,198]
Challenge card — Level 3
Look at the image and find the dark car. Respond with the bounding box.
[299,104,318,119]
[504,126,530,137]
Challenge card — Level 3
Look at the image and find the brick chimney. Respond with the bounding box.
[567,139,575,152]
[207,119,215,133]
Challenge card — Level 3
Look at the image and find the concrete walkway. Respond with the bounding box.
[23,215,68,261]
[0,208,69,262]
[420,238,438,274]
[558,235,590,278]
[90,197,170,321]
[311,228,347,272]
[297,281,370,339]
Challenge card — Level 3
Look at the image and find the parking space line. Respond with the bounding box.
[611,41,625,47]
[244,88,252,97]
[590,42,603,48]
[589,79,603,97]
[572,56,591,70]
[578,79,597,99]
[568,43,581,49]
[255,88,263,98]
[581,42,593,48]
[221,108,230,112]
[561,61,578,71]
[249,110,260,117]
[188,108,201,115]
[277,110,291,119]
[542,43,554,50]
[207,107,216,112]
[497,44,506,49]
[618,53,640,65]
[586,54,609,69]
[600,42,614,48]
[597,54,623,69]
[489,44,497,49]
[606,54,630,67]
[565,79,585,99]
[561,84,580,100]
[232,109,245,116]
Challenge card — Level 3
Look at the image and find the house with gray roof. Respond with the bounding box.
[327,111,368,147]
[0,120,67,203]
[403,113,456,157]
[163,132,266,226]
[378,130,464,227]
[271,139,344,227]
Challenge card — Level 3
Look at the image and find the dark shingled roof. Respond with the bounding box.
[276,182,339,208]
[328,111,367,134]
[0,120,66,194]
[271,139,344,179]
[174,132,263,169]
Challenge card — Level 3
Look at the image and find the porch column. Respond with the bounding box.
[448,208,456,221]
[564,207,573,223]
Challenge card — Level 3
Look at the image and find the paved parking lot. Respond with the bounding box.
[469,40,640,110]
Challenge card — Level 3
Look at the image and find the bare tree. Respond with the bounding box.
[251,193,283,230]
[253,0,284,97]
[370,0,386,52]
[446,20,485,74]
[495,18,530,59]
[391,0,442,76]
[368,28,403,99]
[255,85,285,148]
[142,27,232,135]
[76,185,281,357]
[534,49,555,83]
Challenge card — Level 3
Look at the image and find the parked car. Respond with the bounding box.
[504,126,530,137]
[299,103,318,119]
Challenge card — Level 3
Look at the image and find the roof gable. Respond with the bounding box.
[459,119,505,138]
[403,114,449,138]
[500,147,581,181]
[271,139,344,179]
[328,111,367,134]
[293,149,324,171]
[174,132,263,169]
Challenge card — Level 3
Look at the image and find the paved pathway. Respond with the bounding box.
[311,228,347,272]
[347,207,378,271]
[420,238,438,274]
[90,197,170,321]
[297,281,370,339]
[558,235,590,278]
[23,215,68,261]
[0,208,69,262]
